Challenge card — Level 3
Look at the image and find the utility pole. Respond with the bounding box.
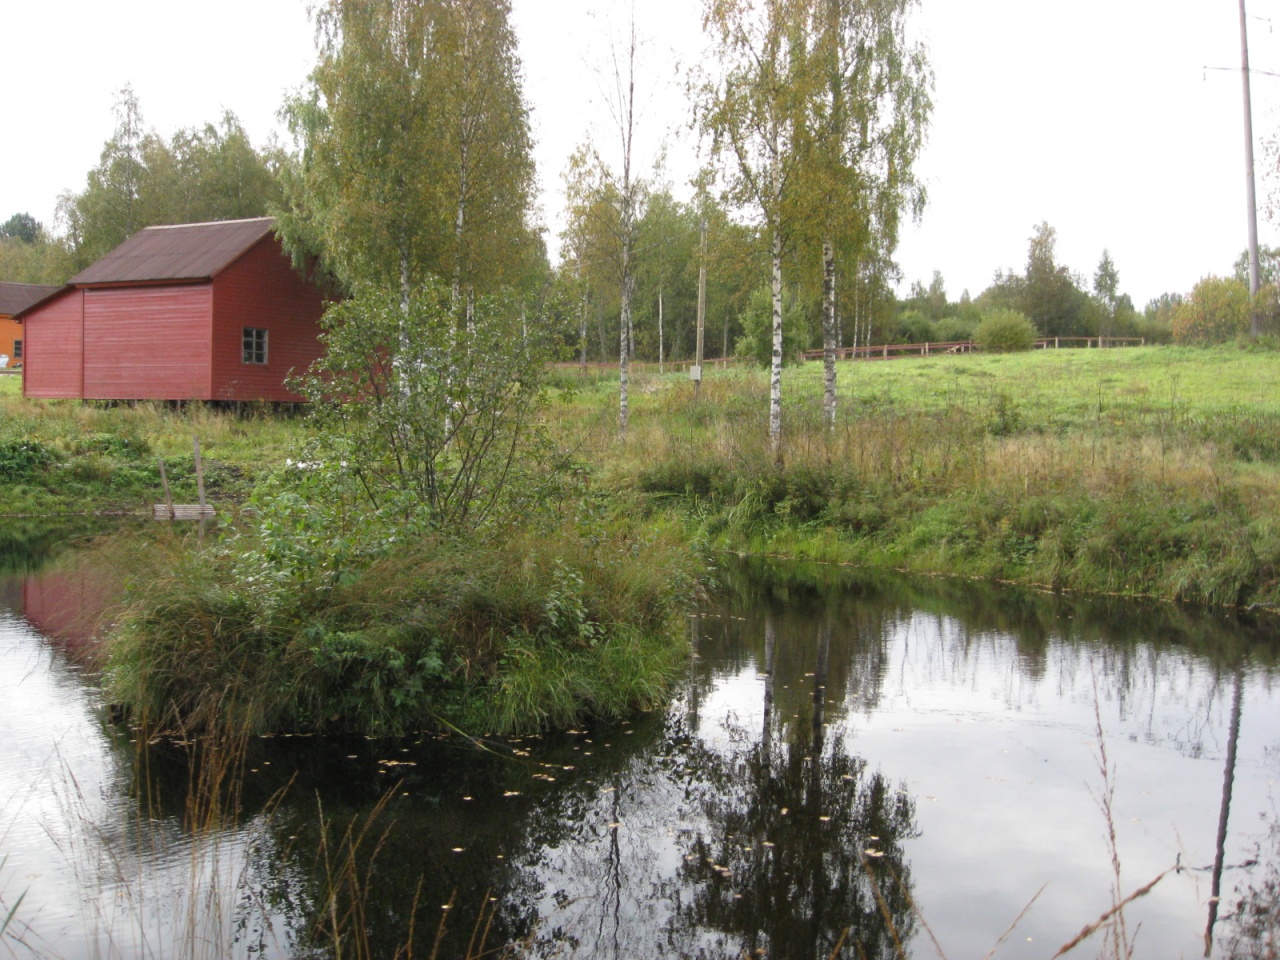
[695,217,707,399]
[1240,0,1262,335]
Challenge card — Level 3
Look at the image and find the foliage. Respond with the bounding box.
[0,234,74,285]
[0,439,59,482]
[1171,276,1253,345]
[106,523,700,736]
[280,0,541,300]
[974,308,1036,352]
[896,309,936,343]
[979,222,1094,337]
[56,88,283,270]
[735,284,814,367]
[933,315,976,342]
[293,281,558,532]
[0,213,41,244]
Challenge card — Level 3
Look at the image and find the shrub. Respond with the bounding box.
[106,524,701,737]
[0,439,58,482]
[1172,276,1251,344]
[933,315,977,343]
[734,284,814,367]
[974,309,1037,352]
[897,310,937,344]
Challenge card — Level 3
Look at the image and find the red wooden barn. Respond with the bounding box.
[17,217,328,402]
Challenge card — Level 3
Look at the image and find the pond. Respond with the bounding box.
[1,536,1278,959]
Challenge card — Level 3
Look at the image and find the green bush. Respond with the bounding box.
[106,523,701,736]
[735,284,814,367]
[974,309,1037,352]
[0,439,58,482]
[897,310,937,344]
[933,315,977,343]
[1172,276,1251,344]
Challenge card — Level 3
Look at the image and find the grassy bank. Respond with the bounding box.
[0,375,304,515]
[567,345,1280,607]
[104,520,700,736]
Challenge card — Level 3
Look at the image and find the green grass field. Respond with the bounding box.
[7,343,1280,606]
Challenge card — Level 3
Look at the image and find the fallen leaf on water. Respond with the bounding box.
[503,791,521,797]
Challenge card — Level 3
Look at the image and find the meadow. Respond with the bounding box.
[6,342,1280,634]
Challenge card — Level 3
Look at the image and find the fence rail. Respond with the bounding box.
[801,336,1146,363]
[553,357,743,375]
[555,336,1148,376]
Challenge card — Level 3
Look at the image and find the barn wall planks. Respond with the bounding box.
[82,286,213,400]
[210,236,326,403]
[22,289,84,398]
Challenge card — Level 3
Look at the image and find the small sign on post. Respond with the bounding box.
[689,364,702,382]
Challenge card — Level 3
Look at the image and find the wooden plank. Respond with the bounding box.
[152,504,216,520]
[157,458,175,520]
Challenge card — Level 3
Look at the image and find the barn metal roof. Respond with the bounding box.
[68,217,277,286]
[0,282,62,317]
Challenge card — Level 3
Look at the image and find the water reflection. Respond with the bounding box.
[4,542,1280,958]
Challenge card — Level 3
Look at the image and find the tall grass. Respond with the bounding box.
[574,349,1280,607]
[0,392,307,514]
[105,523,700,737]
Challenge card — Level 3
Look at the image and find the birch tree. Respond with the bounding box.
[698,0,810,461]
[279,0,537,302]
[280,0,443,303]
[799,0,931,429]
[435,0,536,303]
[607,17,643,436]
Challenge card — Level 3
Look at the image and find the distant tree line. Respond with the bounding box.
[2,0,1273,368]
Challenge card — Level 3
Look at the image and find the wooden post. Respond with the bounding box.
[157,458,175,521]
[193,437,207,513]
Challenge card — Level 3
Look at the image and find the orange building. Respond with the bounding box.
[0,282,60,370]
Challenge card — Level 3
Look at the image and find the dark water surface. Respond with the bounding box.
[2,539,1279,959]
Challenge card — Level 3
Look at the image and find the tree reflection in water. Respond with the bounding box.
[668,615,919,959]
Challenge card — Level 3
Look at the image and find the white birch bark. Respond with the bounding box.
[822,239,837,430]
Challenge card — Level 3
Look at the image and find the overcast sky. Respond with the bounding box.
[5,0,1279,308]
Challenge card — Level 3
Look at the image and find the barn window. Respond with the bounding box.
[12,340,21,360]
[242,328,268,365]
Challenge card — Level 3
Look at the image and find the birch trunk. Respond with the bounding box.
[619,230,634,434]
[658,285,664,373]
[769,224,784,462]
[822,239,837,430]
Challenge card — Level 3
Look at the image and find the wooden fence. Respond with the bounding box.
[554,357,743,376]
[557,336,1147,376]
[801,336,1145,363]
